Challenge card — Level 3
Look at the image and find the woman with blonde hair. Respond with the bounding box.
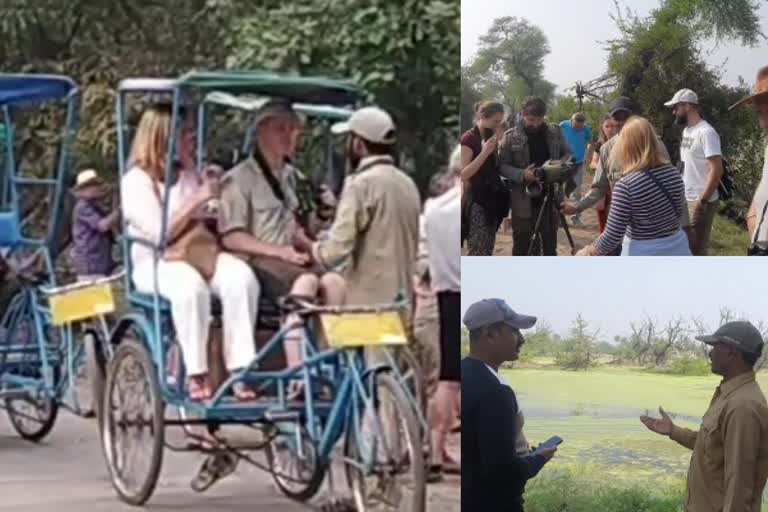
[591,115,620,233]
[577,116,690,256]
[121,103,260,400]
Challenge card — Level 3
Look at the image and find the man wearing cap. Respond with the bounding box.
[729,66,768,249]
[559,113,593,227]
[562,97,673,255]
[312,106,420,306]
[641,321,768,512]
[462,299,557,512]
[664,88,723,256]
[499,96,573,256]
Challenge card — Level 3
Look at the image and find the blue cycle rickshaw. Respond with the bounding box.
[102,71,426,511]
[0,74,121,441]
[200,89,430,448]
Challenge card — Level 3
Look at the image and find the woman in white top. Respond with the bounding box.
[121,104,260,401]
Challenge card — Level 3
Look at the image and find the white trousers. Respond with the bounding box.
[133,252,259,376]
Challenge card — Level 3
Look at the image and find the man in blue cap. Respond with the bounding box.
[641,321,768,512]
[462,298,557,512]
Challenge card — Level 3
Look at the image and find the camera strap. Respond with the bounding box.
[641,168,680,218]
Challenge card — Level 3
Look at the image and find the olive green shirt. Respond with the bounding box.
[312,155,421,305]
[218,156,299,249]
[669,371,768,512]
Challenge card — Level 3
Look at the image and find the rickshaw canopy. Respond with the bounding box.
[204,91,353,121]
[178,70,361,106]
[0,74,77,106]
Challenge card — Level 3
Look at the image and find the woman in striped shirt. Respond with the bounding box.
[577,117,691,256]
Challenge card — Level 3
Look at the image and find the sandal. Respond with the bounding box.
[190,451,238,492]
[188,375,212,401]
[232,382,257,402]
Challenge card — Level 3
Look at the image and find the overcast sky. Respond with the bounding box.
[461,258,768,340]
[461,0,768,95]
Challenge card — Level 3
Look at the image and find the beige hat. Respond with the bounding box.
[331,106,396,144]
[73,169,103,190]
[729,65,768,110]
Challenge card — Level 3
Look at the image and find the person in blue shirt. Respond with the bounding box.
[559,113,593,226]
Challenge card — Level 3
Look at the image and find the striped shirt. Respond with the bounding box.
[594,164,684,255]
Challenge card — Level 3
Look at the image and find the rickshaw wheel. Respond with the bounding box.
[398,348,431,458]
[102,334,164,506]
[84,329,108,426]
[5,373,60,443]
[265,422,327,501]
[343,372,426,512]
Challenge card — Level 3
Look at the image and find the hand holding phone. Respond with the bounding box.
[530,436,563,456]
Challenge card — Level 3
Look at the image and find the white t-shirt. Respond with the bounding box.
[680,120,721,202]
[750,144,768,243]
[424,186,460,292]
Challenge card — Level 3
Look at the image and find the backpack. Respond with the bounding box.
[718,157,735,202]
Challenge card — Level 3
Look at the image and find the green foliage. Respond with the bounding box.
[710,213,751,256]
[461,325,469,358]
[464,16,555,112]
[604,0,766,214]
[225,0,459,193]
[656,356,711,376]
[522,323,562,357]
[556,315,598,371]
[461,67,481,133]
[526,470,685,512]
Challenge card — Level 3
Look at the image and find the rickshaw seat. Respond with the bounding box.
[0,210,21,247]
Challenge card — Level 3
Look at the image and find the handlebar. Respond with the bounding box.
[39,270,126,297]
[277,294,409,316]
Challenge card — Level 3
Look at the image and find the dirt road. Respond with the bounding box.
[0,412,459,511]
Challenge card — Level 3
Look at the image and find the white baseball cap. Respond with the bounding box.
[331,106,396,144]
[664,88,699,107]
[73,169,103,190]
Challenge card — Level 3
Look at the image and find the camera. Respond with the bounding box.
[525,159,577,198]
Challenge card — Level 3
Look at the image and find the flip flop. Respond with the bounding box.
[190,452,238,492]
[232,382,257,402]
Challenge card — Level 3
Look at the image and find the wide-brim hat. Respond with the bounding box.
[729,65,768,111]
[72,169,104,191]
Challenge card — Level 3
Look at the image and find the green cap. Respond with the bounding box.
[696,321,764,355]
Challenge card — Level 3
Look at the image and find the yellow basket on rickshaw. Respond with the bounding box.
[45,277,120,327]
[320,310,408,348]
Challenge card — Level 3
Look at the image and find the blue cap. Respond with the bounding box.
[463,298,537,331]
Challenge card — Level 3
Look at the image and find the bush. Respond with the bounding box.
[660,356,711,376]
[526,470,684,512]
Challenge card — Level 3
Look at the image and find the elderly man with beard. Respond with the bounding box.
[641,321,768,512]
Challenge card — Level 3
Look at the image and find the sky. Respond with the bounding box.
[461,0,768,95]
[461,258,768,340]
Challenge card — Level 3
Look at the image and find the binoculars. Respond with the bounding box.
[525,159,577,198]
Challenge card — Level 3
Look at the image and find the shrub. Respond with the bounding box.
[663,357,711,376]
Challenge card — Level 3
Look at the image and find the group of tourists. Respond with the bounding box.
[461,64,768,257]
[68,98,462,483]
[461,297,768,512]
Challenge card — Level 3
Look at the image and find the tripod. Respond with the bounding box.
[527,182,577,256]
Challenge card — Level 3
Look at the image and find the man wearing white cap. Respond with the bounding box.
[313,106,420,307]
[664,88,723,255]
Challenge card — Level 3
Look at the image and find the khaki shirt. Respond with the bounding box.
[669,371,768,512]
[312,155,421,305]
[577,134,671,212]
[218,156,299,249]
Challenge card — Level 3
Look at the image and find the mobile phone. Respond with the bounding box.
[482,127,494,140]
[530,436,563,455]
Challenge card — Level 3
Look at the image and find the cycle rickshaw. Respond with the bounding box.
[0,74,121,441]
[101,70,426,511]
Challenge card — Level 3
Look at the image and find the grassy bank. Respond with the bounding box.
[710,213,750,256]
[501,366,768,510]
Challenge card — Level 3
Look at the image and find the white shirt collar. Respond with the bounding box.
[485,363,508,386]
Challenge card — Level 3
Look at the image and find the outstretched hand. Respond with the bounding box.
[640,406,674,436]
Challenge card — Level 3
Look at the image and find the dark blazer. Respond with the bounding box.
[461,357,547,512]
